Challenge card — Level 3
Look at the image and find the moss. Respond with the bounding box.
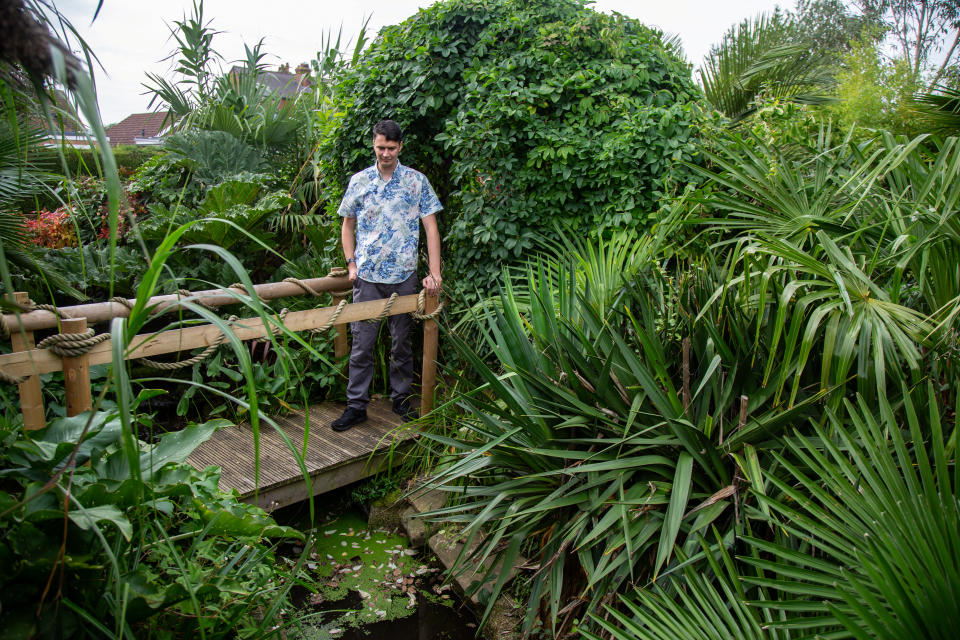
[299,512,429,636]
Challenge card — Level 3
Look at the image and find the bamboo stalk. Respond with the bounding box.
[420,295,439,417]
[0,294,421,378]
[0,275,351,333]
[8,292,45,429]
[62,318,92,417]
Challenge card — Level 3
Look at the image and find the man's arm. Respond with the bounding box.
[341,216,357,282]
[421,213,442,297]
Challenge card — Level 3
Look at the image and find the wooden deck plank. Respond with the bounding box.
[187,398,417,510]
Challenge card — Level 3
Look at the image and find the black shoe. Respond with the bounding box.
[392,396,419,422]
[332,407,367,432]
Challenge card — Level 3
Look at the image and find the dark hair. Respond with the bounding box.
[372,119,403,142]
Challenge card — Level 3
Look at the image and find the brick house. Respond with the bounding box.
[103,111,174,147]
[227,62,312,102]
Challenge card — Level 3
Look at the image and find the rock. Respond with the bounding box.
[427,530,526,608]
[401,505,430,547]
[407,487,447,514]
[367,502,405,531]
[367,491,406,530]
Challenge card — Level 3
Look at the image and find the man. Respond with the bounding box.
[331,119,443,432]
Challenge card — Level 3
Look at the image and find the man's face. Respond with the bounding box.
[373,134,402,172]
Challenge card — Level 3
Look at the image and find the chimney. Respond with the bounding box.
[278,62,290,74]
[295,62,311,88]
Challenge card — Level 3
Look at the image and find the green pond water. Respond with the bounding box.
[277,507,477,640]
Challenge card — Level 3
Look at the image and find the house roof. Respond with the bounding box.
[25,90,85,136]
[228,66,311,98]
[104,112,173,146]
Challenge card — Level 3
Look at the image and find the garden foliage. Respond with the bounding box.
[327,0,702,291]
[5,0,960,638]
[423,127,960,636]
[0,409,302,637]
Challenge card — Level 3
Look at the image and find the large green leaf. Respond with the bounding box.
[68,504,133,541]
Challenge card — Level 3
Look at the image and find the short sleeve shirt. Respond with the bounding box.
[337,163,443,284]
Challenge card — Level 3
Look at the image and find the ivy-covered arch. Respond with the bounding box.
[327,0,702,289]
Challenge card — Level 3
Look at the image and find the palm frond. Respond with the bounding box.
[700,12,835,122]
[911,84,960,136]
[740,386,960,639]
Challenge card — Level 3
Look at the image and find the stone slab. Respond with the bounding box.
[407,487,447,514]
[428,530,524,608]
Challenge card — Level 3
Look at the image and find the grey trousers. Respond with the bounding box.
[346,275,418,410]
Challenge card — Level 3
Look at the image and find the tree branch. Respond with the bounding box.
[930,28,960,87]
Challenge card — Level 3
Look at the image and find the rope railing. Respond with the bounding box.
[0,270,355,334]
[1,271,446,425]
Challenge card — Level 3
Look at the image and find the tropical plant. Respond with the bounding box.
[0,103,85,299]
[913,84,960,134]
[420,233,832,635]
[828,35,924,137]
[589,386,959,640]
[426,110,960,637]
[327,0,701,297]
[1,3,327,636]
[699,11,836,122]
[143,0,220,121]
[0,407,304,637]
[144,0,306,151]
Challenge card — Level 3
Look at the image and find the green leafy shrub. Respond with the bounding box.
[128,152,204,210]
[0,409,301,637]
[33,145,162,180]
[588,387,960,640]
[327,0,702,293]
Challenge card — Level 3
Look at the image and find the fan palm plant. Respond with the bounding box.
[699,12,835,122]
[420,236,835,635]
[692,127,958,407]
[591,385,959,640]
[0,80,88,300]
[912,84,960,136]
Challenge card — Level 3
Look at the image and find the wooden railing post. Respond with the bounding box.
[7,292,45,430]
[331,293,349,358]
[61,318,92,416]
[420,295,439,417]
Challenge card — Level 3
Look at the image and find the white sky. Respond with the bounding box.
[55,0,786,126]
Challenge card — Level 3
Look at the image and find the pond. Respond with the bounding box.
[273,500,479,640]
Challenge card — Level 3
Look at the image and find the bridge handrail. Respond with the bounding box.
[1,277,440,430]
[1,274,352,333]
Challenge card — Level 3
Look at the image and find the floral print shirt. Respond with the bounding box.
[337,162,443,284]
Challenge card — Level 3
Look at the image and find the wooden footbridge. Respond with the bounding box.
[0,273,439,510]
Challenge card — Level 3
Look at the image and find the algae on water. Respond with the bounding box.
[295,512,441,639]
